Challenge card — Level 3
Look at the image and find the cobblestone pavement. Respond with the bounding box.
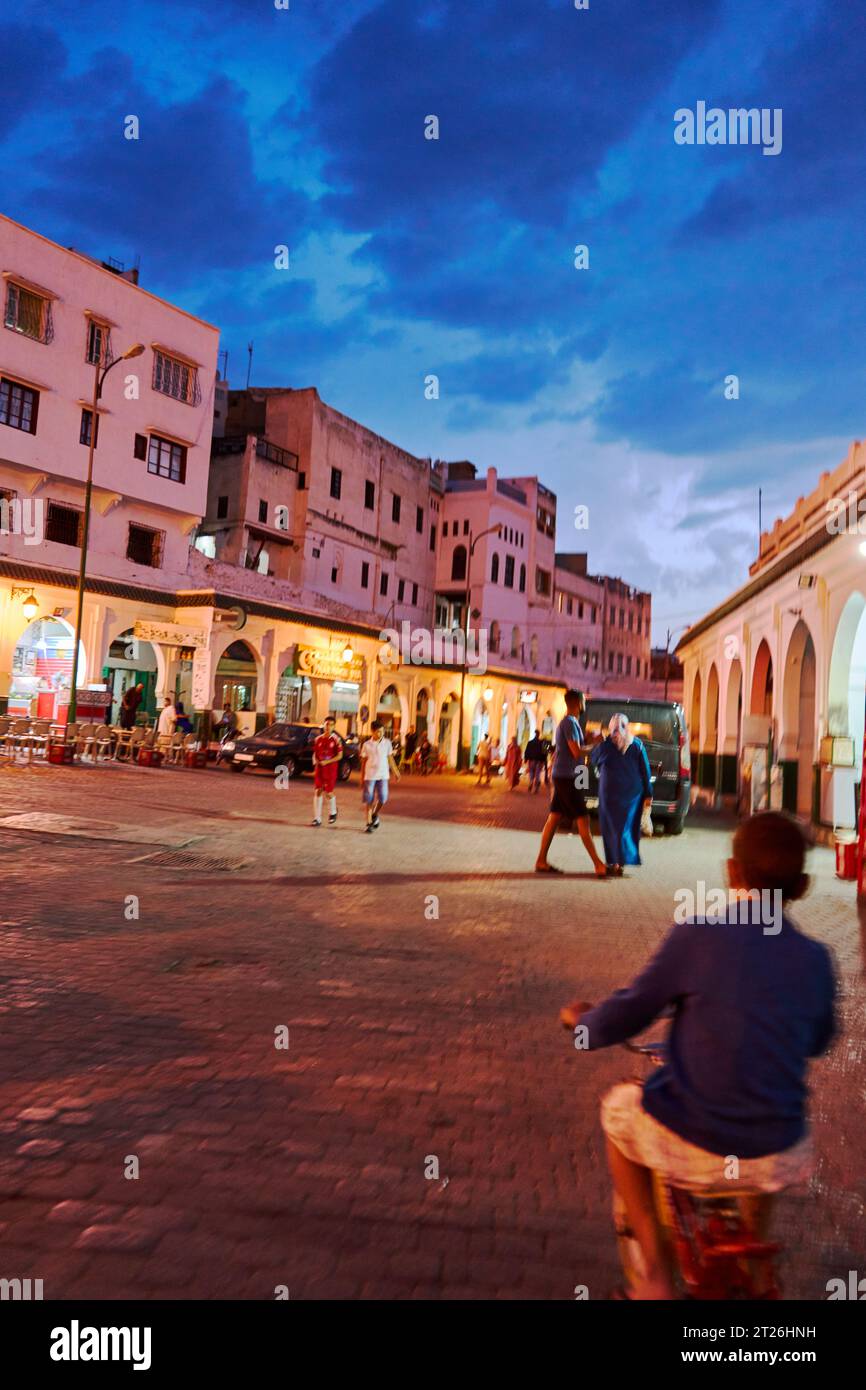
[0,758,863,1299]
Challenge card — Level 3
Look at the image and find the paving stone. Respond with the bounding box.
[0,767,861,1299]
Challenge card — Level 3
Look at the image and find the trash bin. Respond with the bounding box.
[835,833,857,880]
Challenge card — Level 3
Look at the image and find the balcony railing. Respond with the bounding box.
[213,434,298,470]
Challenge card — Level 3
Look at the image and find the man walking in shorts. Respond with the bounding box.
[361,720,401,832]
[535,689,606,877]
[312,715,343,826]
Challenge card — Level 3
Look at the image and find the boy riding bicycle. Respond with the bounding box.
[561,812,837,1299]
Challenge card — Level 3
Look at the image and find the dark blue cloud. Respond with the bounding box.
[24,54,309,282]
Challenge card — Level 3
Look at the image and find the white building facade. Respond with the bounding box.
[678,441,866,829]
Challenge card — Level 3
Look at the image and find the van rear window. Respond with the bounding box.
[583,702,679,745]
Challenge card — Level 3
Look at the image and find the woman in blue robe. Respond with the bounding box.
[590,714,653,875]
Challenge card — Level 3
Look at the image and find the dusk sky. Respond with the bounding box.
[5,0,865,641]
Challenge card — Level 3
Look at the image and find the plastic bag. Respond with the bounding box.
[640,805,654,838]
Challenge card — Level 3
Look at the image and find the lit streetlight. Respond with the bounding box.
[68,343,145,722]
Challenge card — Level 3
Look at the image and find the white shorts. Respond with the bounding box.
[601,1082,814,1194]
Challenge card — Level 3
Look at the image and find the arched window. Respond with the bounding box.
[519,563,526,593]
[451,545,467,582]
[530,635,539,668]
[491,552,500,583]
[490,620,500,652]
[511,626,521,658]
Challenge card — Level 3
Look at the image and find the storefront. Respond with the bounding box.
[9,615,86,720]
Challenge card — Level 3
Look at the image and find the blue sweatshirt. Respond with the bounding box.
[580,912,836,1158]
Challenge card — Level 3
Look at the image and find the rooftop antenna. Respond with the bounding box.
[758,486,763,544]
[246,341,253,389]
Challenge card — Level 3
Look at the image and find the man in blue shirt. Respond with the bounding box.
[561,812,837,1298]
[535,689,606,877]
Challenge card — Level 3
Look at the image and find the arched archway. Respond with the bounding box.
[451,545,467,582]
[470,696,489,762]
[376,683,402,737]
[750,639,773,717]
[781,619,816,818]
[689,669,701,761]
[415,686,430,738]
[103,627,159,724]
[216,640,259,722]
[438,690,460,766]
[720,658,743,797]
[828,590,866,738]
[700,663,720,792]
[9,615,86,721]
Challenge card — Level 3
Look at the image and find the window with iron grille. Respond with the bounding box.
[0,377,39,434]
[152,350,200,405]
[147,434,187,483]
[79,408,99,448]
[330,467,342,500]
[45,501,82,547]
[4,282,53,343]
[85,319,111,365]
[127,522,164,568]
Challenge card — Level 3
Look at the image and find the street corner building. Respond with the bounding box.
[0,213,655,756]
[677,443,866,835]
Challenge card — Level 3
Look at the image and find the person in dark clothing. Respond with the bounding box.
[560,812,837,1300]
[591,714,653,874]
[119,682,144,729]
[174,700,193,735]
[524,733,547,793]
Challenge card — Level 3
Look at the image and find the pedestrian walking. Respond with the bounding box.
[524,732,547,792]
[590,713,653,875]
[361,719,401,832]
[475,734,492,786]
[504,736,522,790]
[311,715,343,826]
[119,682,144,730]
[535,689,606,877]
[540,734,552,786]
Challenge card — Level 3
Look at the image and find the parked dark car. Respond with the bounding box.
[222,722,360,781]
[580,697,691,834]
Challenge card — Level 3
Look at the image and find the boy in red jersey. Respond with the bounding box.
[312,716,343,826]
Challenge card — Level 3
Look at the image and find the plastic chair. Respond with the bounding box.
[75,723,98,760]
[28,719,52,761]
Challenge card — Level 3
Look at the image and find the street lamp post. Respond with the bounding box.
[456,524,501,770]
[68,343,145,723]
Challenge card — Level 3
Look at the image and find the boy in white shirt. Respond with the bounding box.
[360,720,401,832]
